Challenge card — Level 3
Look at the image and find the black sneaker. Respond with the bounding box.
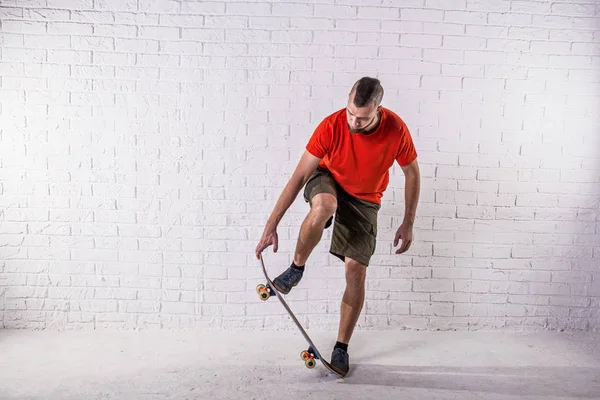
[330,348,349,376]
[272,266,303,294]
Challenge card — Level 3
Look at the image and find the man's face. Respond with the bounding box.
[346,97,379,134]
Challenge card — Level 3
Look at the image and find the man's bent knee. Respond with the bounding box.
[310,193,337,221]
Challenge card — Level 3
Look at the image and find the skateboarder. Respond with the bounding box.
[255,77,421,376]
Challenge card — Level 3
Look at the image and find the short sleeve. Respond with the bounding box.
[305,117,332,159]
[396,124,418,166]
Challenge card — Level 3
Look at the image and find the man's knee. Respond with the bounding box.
[345,258,367,286]
[310,193,337,221]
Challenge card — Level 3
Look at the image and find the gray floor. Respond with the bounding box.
[1,329,599,399]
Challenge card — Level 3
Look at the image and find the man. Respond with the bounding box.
[255,77,421,376]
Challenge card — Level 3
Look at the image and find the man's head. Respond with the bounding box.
[346,77,384,134]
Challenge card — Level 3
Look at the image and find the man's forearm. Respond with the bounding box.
[266,177,306,229]
[403,172,420,225]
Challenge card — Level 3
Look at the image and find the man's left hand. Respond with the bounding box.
[393,221,413,254]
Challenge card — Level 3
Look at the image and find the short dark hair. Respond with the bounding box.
[351,77,383,107]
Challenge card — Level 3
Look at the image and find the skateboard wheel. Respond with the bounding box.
[300,350,310,361]
[305,358,316,369]
[258,290,270,301]
[256,284,270,301]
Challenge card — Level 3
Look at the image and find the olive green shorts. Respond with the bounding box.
[303,166,380,266]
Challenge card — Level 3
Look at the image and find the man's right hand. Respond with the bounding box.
[255,224,279,259]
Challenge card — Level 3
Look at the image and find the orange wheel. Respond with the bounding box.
[300,350,310,361]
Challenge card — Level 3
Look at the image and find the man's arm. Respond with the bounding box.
[401,159,420,226]
[394,159,420,254]
[256,150,322,258]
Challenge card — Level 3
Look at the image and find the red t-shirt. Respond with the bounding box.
[305,107,417,205]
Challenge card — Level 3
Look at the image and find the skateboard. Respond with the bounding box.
[256,254,345,378]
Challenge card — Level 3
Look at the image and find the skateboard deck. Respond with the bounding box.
[256,254,345,378]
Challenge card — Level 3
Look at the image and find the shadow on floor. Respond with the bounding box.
[342,364,600,398]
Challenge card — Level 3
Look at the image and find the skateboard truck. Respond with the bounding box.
[255,283,273,301]
[300,346,318,369]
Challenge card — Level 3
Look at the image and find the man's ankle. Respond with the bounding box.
[291,261,305,272]
[334,341,348,353]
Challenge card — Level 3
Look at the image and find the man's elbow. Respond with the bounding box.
[402,159,420,179]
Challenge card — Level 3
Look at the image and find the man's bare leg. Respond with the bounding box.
[328,257,366,376]
[337,257,367,344]
[293,193,337,266]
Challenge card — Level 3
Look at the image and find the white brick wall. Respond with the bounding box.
[0,0,599,331]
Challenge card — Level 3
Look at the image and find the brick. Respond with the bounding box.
[491,282,528,295]
[48,22,93,35]
[0,33,24,47]
[403,8,443,21]
[413,279,453,292]
[181,2,224,14]
[432,268,471,279]
[314,5,356,18]
[341,19,379,32]
[473,245,512,259]
[431,292,471,303]
[435,190,476,205]
[139,26,180,40]
[530,283,571,296]
[454,303,488,317]
[477,194,515,207]
[445,10,486,23]
[72,36,114,50]
[411,302,453,316]
[2,7,24,18]
[457,205,495,220]
[358,6,400,19]
[280,17,323,30]
[551,272,592,284]
[2,48,46,62]
[2,21,46,34]
[477,168,518,181]
[273,3,312,16]
[489,12,532,25]
[138,0,179,13]
[226,2,269,15]
[516,194,558,208]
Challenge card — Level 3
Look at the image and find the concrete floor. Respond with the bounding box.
[0,329,599,400]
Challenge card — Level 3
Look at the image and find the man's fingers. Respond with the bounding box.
[393,231,401,247]
[256,235,278,259]
[395,240,405,254]
[396,239,412,254]
[255,241,267,259]
[255,245,262,259]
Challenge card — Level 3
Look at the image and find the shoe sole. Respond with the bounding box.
[272,281,291,294]
[273,277,302,295]
[330,363,348,377]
